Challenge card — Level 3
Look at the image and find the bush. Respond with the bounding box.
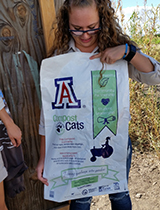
[129,81,160,158]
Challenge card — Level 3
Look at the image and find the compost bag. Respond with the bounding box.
[40,52,130,202]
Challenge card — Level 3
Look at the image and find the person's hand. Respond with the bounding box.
[90,45,127,64]
[36,159,49,186]
[0,107,22,147]
[6,121,22,147]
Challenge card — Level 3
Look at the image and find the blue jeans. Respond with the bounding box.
[109,137,132,210]
[70,137,132,210]
[70,197,92,210]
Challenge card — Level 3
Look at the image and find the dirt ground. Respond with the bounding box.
[91,150,160,210]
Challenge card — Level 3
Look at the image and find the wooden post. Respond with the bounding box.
[39,0,57,57]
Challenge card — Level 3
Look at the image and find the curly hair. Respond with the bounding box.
[49,0,136,56]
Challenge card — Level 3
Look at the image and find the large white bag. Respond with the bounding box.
[40,52,130,202]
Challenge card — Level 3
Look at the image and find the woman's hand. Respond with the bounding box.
[36,159,49,186]
[36,135,48,186]
[90,45,127,64]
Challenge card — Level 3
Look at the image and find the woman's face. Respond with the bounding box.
[69,4,99,53]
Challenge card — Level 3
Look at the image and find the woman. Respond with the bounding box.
[0,96,22,210]
[36,1,160,210]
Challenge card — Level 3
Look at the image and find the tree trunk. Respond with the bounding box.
[0,0,66,209]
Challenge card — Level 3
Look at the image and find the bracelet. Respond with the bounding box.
[124,44,136,62]
[122,43,128,59]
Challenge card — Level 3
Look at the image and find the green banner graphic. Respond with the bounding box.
[92,70,118,138]
[50,165,119,190]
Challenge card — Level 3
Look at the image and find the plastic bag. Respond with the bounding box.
[40,52,130,202]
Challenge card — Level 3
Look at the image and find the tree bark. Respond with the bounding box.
[0,0,65,209]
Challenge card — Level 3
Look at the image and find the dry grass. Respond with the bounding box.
[113,0,160,157]
[129,81,160,158]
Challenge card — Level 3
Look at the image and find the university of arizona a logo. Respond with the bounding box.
[52,77,81,109]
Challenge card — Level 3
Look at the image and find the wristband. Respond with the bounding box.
[123,44,136,62]
[122,43,128,59]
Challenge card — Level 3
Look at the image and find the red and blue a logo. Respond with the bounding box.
[52,77,81,109]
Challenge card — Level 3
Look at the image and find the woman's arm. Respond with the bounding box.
[90,45,160,84]
[130,51,154,73]
[36,135,49,186]
[90,45,154,73]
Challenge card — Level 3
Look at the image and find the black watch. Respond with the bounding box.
[124,44,136,62]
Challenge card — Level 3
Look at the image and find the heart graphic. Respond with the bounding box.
[101,98,110,106]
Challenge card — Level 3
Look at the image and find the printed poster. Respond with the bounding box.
[40,52,130,202]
